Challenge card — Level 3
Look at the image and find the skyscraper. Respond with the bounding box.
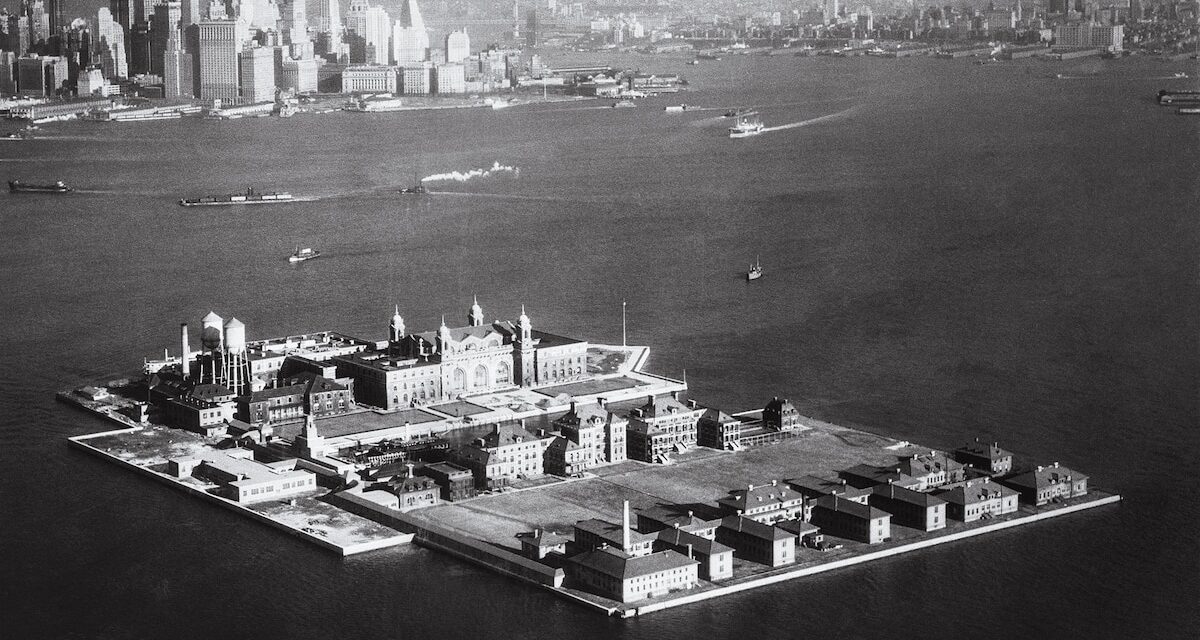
[445,29,469,63]
[197,19,240,101]
[238,45,274,102]
[95,7,127,78]
[150,1,181,76]
[163,25,193,98]
[391,0,427,64]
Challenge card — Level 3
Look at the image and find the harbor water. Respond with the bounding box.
[1,54,1197,638]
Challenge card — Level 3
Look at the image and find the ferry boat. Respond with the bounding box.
[488,98,514,110]
[1157,89,1200,105]
[1178,107,1200,115]
[288,247,320,263]
[179,187,294,206]
[612,100,637,108]
[729,112,764,138]
[664,104,690,112]
[747,256,763,281]
[9,180,72,193]
[398,184,427,195]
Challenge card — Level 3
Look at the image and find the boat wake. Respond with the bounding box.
[759,106,860,133]
[421,161,519,183]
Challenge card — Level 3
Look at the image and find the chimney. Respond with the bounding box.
[748,483,755,491]
[597,397,607,408]
[534,528,541,537]
[687,510,693,518]
[180,323,190,380]
[406,463,415,478]
[771,479,778,486]
[673,522,680,529]
[570,401,576,414]
[686,543,693,559]
[1053,461,1059,468]
[687,399,698,409]
[622,500,631,551]
[1037,465,1044,472]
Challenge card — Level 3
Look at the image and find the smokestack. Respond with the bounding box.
[622,500,631,551]
[180,323,190,380]
[686,543,693,559]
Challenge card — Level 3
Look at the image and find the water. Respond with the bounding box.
[2,54,1198,638]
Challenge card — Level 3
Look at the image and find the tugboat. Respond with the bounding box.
[9,180,72,193]
[747,256,763,281]
[179,187,294,206]
[729,111,764,138]
[288,246,320,263]
[398,184,427,195]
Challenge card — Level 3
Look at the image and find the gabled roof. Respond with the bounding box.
[811,495,891,521]
[787,475,874,500]
[481,421,547,448]
[656,527,732,556]
[954,441,1013,461]
[936,480,1019,506]
[718,515,794,541]
[574,518,657,546]
[839,464,924,489]
[898,452,964,477]
[1004,464,1088,490]
[870,483,947,508]
[569,546,697,580]
[516,529,571,548]
[187,383,235,401]
[775,519,820,537]
[637,505,720,531]
[718,482,804,511]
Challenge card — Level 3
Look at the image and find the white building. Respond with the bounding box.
[434,62,465,94]
[445,29,470,62]
[239,46,276,104]
[278,58,318,93]
[342,65,399,93]
[96,8,128,79]
[401,61,431,94]
[198,20,241,101]
[392,0,429,64]
[1054,23,1124,51]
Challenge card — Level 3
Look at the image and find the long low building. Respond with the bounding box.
[567,546,698,603]
[1001,463,1088,506]
[809,495,891,544]
[168,449,317,504]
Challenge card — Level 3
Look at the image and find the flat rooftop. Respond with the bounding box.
[427,400,492,418]
[316,408,444,439]
[534,376,647,398]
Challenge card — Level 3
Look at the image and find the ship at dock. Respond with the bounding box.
[9,180,72,193]
[179,187,294,207]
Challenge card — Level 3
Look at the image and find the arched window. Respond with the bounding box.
[496,361,511,384]
[474,364,488,388]
[452,368,466,390]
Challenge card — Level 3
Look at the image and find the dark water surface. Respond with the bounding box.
[2,54,1198,638]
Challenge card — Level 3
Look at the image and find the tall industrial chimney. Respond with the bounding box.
[622,500,631,552]
[180,323,190,380]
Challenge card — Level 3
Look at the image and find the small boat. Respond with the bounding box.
[1173,72,1188,78]
[289,246,320,263]
[688,59,700,65]
[612,100,637,108]
[729,112,764,138]
[399,184,427,194]
[9,180,72,193]
[747,256,762,281]
[664,104,689,112]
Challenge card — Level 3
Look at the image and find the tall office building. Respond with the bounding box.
[129,20,151,75]
[27,0,50,44]
[197,20,240,101]
[391,0,427,64]
[96,8,127,78]
[277,56,316,92]
[16,53,65,95]
[433,61,464,94]
[239,44,275,102]
[150,1,182,75]
[525,9,537,47]
[0,51,17,94]
[445,29,468,62]
[163,28,193,98]
[345,1,389,65]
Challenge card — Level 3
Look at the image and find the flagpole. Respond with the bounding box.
[622,300,627,347]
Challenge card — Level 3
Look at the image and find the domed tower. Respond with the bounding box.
[389,305,406,356]
[515,305,536,387]
[468,296,484,327]
[222,317,248,395]
[437,315,452,355]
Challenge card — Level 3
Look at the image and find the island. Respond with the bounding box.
[61,300,1120,617]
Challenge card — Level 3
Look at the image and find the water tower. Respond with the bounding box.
[200,311,225,384]
[222,317,248,395]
